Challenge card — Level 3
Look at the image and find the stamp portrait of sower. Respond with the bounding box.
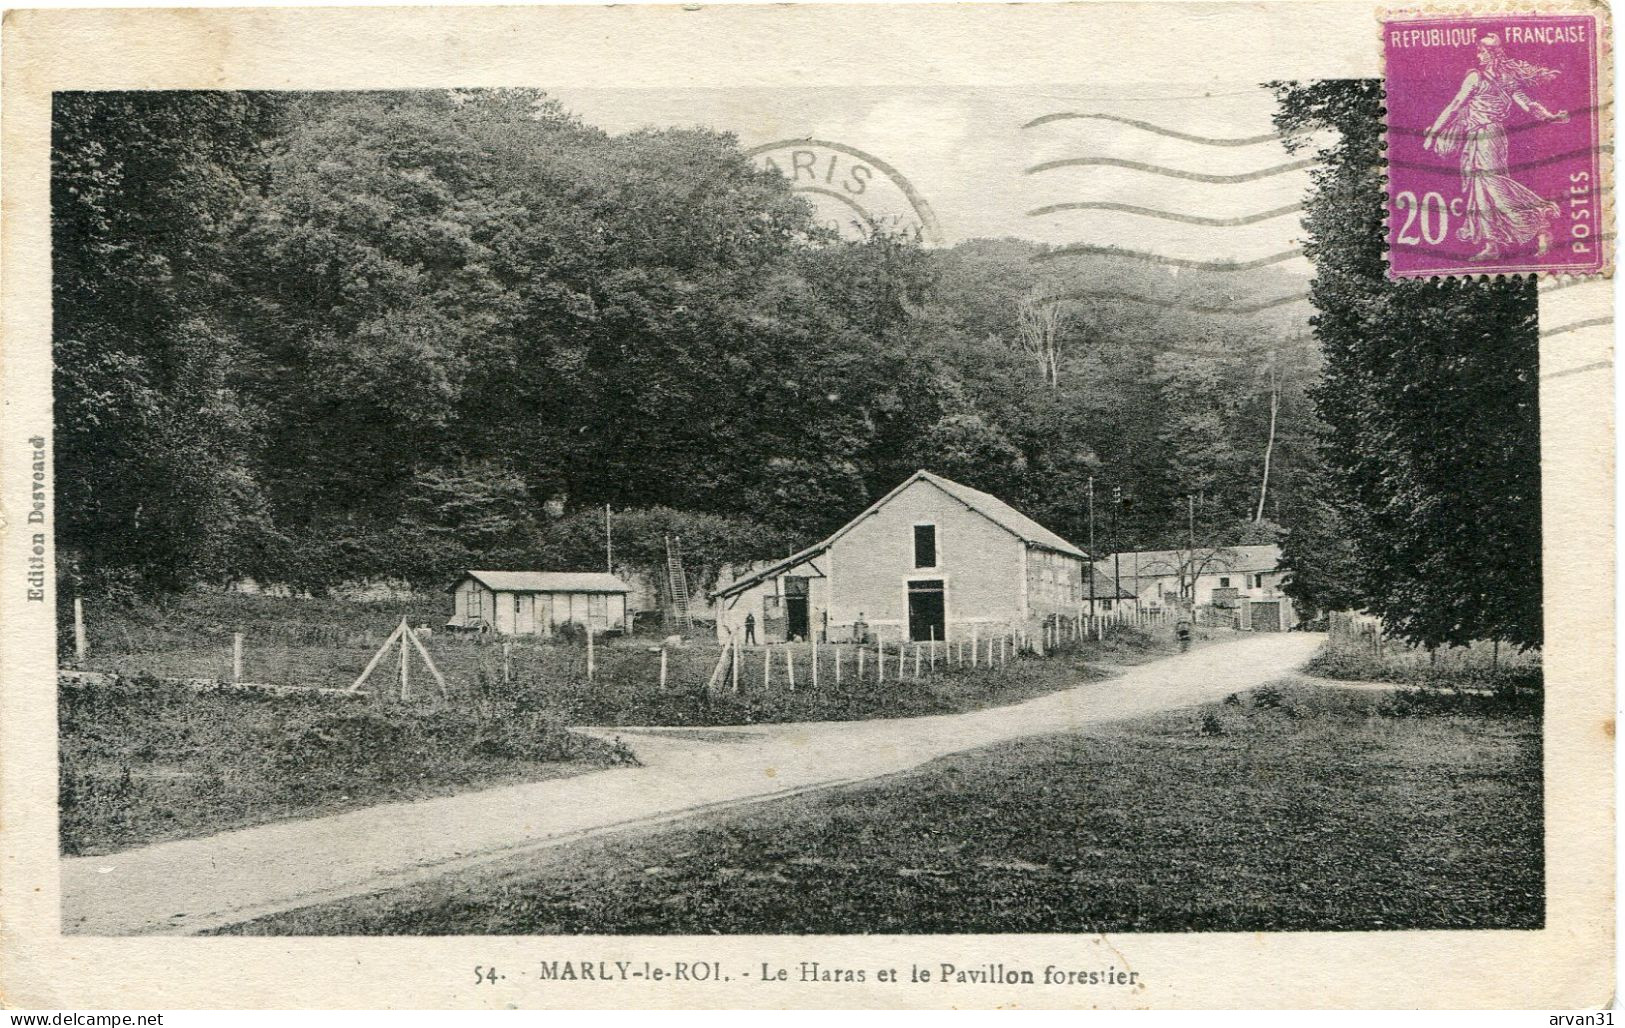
[1422,33,1569,262]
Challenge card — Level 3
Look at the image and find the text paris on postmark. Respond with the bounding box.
[1383,4,1610,278]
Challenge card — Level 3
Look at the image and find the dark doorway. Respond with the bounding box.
[1250,601,1282,632]
[784,577,810,641]
[907,579,946,642]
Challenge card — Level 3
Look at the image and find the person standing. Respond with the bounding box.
[743,612,757,645]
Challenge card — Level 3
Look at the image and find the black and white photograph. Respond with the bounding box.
[0,0,1613,1012]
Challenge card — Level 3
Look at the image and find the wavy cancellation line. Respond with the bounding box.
[1035,287,1311,315]
[1022,105,1612,146]
[1034,244,1306,272]
[1021,112,1310,147]
[1141,333,1316,359]
[1542,316,1613,339]
[1384,231,1615,264]
[1025,200,1304,227]
[1542,359,1612,382]
[1025,155,1319,183]
[1385,101,1613,140]
[1384,143,1614,177]
[1025,141,1610,185]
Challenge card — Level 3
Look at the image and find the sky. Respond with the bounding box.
[551,83,1324,280]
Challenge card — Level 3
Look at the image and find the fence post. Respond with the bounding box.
[878,641,886,682]
[786,646,796,691]
[763,645,772,690]
[929,626,937,672]
[812,640,820,691]
[233,632,243,683]
[732,641,740,692]
[399,619,410,700]
[971,626,979,667]
[858,645,865,682]
[74,597,88,661]
[835,646,843,686]
[659,646,668,689]
[702,643,730,696]
[913,643,921,680]
[586,626,595,683]
[503,642,512,684]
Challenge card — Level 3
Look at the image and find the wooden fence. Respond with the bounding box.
[65,600,1181,698]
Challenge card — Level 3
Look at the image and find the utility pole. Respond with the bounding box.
[1087,475,1096,612]
[1187,494,1196,604]
[1112,485,1123,606]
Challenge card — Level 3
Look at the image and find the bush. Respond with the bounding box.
[1375,686,1539,720]
[553,622,588,645]
[1251,685,1284,709]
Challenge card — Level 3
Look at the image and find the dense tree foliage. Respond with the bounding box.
[55,89,1322,597]
[1271,80,1542,649]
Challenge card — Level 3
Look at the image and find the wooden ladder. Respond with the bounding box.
[665,535,695,633]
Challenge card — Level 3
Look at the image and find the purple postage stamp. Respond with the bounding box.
[1383,6,1610,278]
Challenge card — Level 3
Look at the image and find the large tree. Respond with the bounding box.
[1271,80,1542,649]
[53,91,285,594]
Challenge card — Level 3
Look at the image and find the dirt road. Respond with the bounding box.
[61,631,1321,935]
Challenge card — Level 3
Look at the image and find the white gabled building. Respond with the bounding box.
[711,470,1089,645]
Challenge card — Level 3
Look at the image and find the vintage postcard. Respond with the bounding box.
[0,0,1614,1011]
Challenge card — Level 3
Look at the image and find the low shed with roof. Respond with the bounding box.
[711,470,1090,645]
[447,570,631,636]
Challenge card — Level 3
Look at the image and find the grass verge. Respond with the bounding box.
[1304,633,1541,692]
[59,676,635,857]
[214,680,1542,935]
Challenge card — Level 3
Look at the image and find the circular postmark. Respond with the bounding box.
[746,137,945,245]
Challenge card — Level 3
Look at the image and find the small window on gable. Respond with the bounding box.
[1218,577,1231,588]
[914,524,937,568]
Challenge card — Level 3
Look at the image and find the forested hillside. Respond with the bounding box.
[54,89,1318,597]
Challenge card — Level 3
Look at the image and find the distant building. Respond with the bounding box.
[1094,544,1296,631]
[711,470,1089,644]
[446,570,631,636]
[1083,568,1138,614]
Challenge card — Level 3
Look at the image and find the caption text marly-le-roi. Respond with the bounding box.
[471,960,1142,988]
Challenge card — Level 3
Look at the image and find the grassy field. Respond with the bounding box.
[215,681,1543,935]
[59,676,635,857]
[62,593,1198,856]
[71,592,1187,727]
